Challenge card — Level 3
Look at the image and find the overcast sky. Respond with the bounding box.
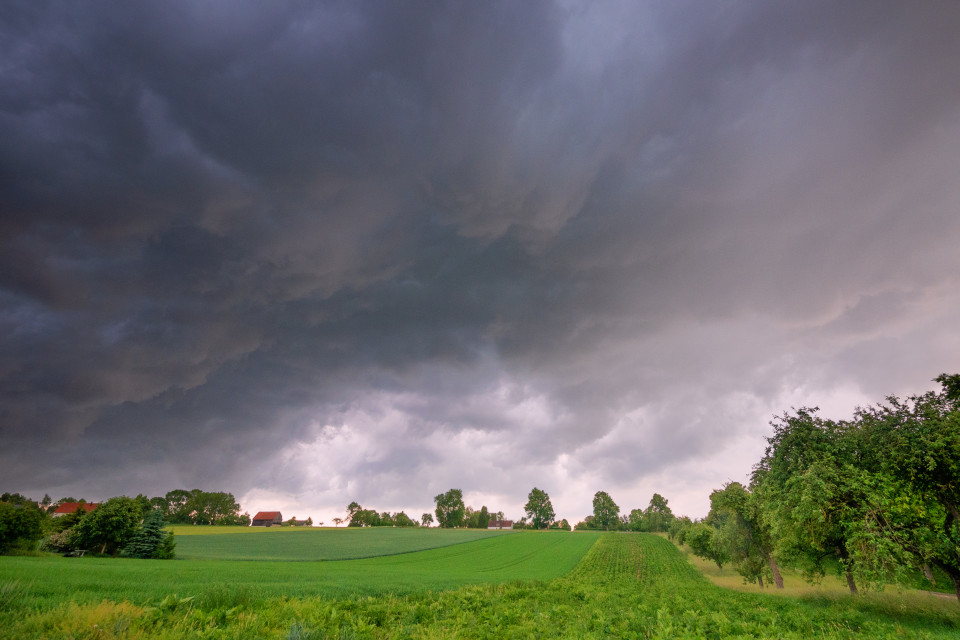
[3,1,960,525]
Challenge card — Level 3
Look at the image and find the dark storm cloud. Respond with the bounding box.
[2,1,960,518]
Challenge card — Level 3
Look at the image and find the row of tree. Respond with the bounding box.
[675,374,960,603]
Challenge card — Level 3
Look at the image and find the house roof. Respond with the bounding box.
[252,511,282,520]
[53,502,99,514]
[488,520,513,527]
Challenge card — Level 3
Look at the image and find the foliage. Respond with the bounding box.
[643,492,676,532]
[592,490,620,530]
[434,488,466,528]
[420,513,433,527]
[346,503,419,527]
[524,487,555,530]
[162,489,243,525]
[72,496,143,555]
[752,374,960,601]
[122,509,176,559]
[685,522,730,570]
[0,501,44,553]
[709,482,783,588]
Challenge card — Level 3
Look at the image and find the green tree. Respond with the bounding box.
[643,493,675,532]
[855,374,960,602]
[524,488,556,530]
[393,511,416,527]
[0,501,44,554]
[627,508,644,532]
[709,482,783,588]
[477,506,491,529]
[122,509,175,559]
[754,408,867,593]
[686,522,729,570]
[434,489,465,528]
[421,513,434,527]
[72,496,142,555]
[592,491,620,531]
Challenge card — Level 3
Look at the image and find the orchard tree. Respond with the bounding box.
[592,491,620,531]
[754,408,867,594]
[524,488,555,530]
[855,374,960,601]
[709,482,783,588]
[685,522,729,571]
[434,489,465,528]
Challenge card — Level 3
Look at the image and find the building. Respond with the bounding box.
[487,520,513,530]
[251,511,283,526]
[52,502,99,517]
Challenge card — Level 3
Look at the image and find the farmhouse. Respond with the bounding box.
[251,511,283,526]
[487,520,513,530]
[52,502,99,517]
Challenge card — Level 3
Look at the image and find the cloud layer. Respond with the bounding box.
[3,0,960,521]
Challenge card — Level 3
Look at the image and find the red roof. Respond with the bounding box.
[53,502,99,514]
[252,511,282,520]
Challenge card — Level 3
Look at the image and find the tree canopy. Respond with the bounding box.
[592,491,620,531]
[524,488,555,530]
[434,489,466,528]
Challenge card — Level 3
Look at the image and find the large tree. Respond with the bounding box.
[709,482,783,588]
[72,496,143,555]
[753,408,868,593]
[854,374,960,601]
[0,500,43,554]
[524,488,555,530]
[642,493,675,533]
[434,489,465,528]
[592,491,620,531]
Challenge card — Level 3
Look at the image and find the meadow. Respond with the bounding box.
[2,530,959,639]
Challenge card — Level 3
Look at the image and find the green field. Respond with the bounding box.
[171,525,506,561]
[2,530,959,639]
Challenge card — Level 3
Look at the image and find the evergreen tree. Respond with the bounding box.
[122,509,176,559]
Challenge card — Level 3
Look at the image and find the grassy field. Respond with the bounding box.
[2,531,959,639]
[0,530,598,610]
[171,525,506,561]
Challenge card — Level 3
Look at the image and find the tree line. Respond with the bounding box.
[0,488,250,559]
[673,374,960,603]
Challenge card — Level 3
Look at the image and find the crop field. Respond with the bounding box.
[2,531,959,639]
[172,525,506,561]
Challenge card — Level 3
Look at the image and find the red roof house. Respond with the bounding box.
[52,502,99,517]
[251,511,283,526]
[487,520,514,530]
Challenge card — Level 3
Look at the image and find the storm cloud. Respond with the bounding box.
[3,0,960,522]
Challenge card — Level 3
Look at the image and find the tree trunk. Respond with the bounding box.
[922,563,936,585]
[845,566,858,595]
[767,553,785,589]
[757,575,764,588]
